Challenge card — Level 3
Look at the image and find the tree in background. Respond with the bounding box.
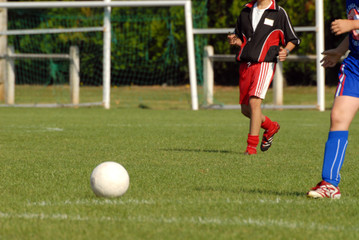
[6,0,347,87]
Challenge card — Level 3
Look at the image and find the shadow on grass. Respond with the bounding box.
[194,185,303,197]
[161,148,236,154]
[238,187,303,197]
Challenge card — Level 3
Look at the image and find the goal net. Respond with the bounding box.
[0,1,208,109]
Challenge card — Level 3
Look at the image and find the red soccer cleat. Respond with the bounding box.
[307,180,341,199]
[260,122,280,152]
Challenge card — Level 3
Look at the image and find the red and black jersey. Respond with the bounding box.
[234,0,300,63]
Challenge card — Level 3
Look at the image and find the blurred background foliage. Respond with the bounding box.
[7,0,347,86]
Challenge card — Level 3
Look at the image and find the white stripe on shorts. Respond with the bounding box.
[255,62,275,99]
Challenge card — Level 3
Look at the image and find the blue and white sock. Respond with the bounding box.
[321,131,348,187]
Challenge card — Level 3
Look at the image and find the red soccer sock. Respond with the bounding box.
[246,134,259,154]
[261,116,273,131]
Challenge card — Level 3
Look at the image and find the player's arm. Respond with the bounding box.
[228,34,242,46]
[331,19,359,35]
[279,9,300,62]
[321,18,355,68]
[228,16,243,47]
[278,42,296,62]
[321,36,349,68]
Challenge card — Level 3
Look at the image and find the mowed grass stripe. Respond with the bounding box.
[0,211,356,233]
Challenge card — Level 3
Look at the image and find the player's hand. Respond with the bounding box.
[278,47,288,62]
[331,19,354,35]
[227,34,242,46]
[320,49,342,68]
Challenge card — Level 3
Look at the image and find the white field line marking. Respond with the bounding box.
[26,197,359,207]
[106,123,247,128]
[27,198,156,206]
[45,127,64,132]
[25,198,299,207]
[0,211,356,232]
[23,127,64,132]
[3,125,64,132]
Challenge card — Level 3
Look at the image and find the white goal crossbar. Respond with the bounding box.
[0,0,199,110]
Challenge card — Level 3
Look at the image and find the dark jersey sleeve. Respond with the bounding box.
[281,8,301,46]
[234,15,244,42]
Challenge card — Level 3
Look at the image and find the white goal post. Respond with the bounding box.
[0,0,199,110]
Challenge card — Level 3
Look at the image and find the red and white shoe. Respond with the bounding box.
[260,122,280,152]
[307,181,341,199]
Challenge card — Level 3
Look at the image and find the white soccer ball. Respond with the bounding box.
[90,161,130,198]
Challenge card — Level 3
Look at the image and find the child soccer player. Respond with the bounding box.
[228,0,300,155]
[307,0,359,199]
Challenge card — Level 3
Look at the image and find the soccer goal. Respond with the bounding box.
[0,0,199,110]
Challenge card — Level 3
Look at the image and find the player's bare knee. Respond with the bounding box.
[331,108,345,124]
[241,106,250,118]
[330,110,351,130]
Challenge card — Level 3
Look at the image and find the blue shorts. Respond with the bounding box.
[336,53,359,98]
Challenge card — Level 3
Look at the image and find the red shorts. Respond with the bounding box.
[239,62,276,105]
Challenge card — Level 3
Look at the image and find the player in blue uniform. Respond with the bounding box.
[307,0,359,199]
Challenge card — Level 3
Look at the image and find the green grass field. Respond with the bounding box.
[1,102,359,239]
